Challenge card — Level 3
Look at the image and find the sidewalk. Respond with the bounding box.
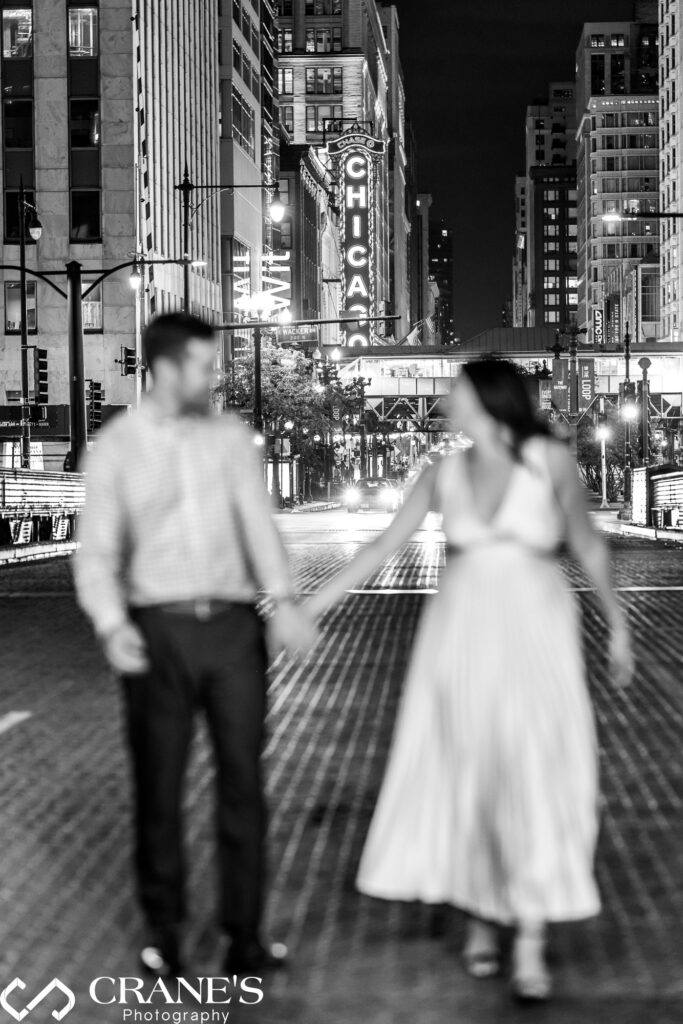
[585,490,683,545]
[280,499,342,514]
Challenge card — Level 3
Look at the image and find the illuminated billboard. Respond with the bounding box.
[328,129,386,347]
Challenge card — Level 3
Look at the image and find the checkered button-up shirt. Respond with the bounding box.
[73,400,294,638]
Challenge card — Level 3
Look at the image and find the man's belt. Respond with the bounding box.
[143,598,244,621]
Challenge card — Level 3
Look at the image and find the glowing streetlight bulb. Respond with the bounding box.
[129,263,143,290]
[270,190,286,224]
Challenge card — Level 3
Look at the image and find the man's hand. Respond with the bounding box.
[267,602,319,657]
[102,621,150,675]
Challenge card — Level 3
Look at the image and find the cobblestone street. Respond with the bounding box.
[1,515,682,1024]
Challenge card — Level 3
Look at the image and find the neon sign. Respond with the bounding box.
[330,130,386,347]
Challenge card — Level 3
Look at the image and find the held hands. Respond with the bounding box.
[102,621,150,675]
[267,601,319,658]
[609,617,634,690]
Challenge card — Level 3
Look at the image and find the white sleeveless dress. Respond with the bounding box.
[356,437,601,924]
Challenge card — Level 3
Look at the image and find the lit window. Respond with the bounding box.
[278,68,293,94]
[281,105,294,132]
[68,7,99,57]
[82,280,103,332]
[4,280,37,333]
[2,8,32,58]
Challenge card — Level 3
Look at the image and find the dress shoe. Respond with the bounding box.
[224,938,289,975]
[139,927,183,978]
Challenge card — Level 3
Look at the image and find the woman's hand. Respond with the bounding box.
[609,618,634,690]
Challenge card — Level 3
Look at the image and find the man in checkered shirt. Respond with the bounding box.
[74,312,316,978]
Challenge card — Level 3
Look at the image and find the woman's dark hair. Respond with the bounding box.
[142,313,215,368]
[460,358,552,457]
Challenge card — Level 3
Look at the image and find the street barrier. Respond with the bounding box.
[0,468,85,547]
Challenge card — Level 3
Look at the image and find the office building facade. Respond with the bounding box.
[575,15,660,345]
[659,0,683,342]
[512,175,528,327]
[0,0,222,465]
[523,82,578,328]
[274,0,409,347]
[429,218,455,345]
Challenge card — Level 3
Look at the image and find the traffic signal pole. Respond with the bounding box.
[66,260,88,471]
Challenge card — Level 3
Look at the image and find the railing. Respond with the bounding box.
[0,468,85,518]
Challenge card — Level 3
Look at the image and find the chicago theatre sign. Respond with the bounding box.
[328,128,386,347]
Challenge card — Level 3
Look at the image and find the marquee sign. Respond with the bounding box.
[334,131,385,347]
[592,307,604,347]
[327,131,386,157]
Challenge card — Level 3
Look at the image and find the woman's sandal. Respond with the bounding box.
[510,970,552,1002]
[510,938,552,1002]
[462,949,501,979]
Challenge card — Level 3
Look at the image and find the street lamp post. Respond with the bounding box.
[639,356,652,466]
[619,322,636,520]
[17,180,42,468]
[175,166,285,312]
[66,256,187,468]
[596,395,610,510]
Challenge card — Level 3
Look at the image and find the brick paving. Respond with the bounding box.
[0,535,682,1024]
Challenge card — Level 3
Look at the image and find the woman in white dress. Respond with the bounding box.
[306,360,633,1002]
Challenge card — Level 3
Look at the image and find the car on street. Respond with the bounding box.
[344,477,401,513]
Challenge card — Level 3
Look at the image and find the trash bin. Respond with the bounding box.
[651,508,664,529]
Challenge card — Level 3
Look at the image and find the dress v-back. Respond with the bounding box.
[355,436,601,924]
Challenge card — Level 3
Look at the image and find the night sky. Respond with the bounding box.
[392,0,636,341]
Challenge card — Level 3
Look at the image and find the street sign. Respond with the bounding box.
[0,404,128,440]
[0,404,69,439]
[578,359,595,411]
[0,405,48,426]
[278,325,319,343]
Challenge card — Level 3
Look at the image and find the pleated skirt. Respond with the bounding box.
[356,543,602,924]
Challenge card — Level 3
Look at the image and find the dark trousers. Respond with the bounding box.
[121,603,268,942]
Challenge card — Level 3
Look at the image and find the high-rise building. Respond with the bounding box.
[523,82,578,328]
[219,0,283,359]
[512,175,528,326]
[429,219,455,344]
[0,1,222,465]
[659,0,682,342]
[274,0,409,347]
[575,14,659,345]
[413,193,437,345]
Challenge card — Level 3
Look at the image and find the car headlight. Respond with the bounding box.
[345,488,360,503]
[381,489,395,505]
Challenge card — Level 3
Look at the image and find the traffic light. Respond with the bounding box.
[32,348,48,404]
[88,380,104,431]
[120,346,137,376]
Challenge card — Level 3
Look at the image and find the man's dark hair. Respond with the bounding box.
[142,313,215,368]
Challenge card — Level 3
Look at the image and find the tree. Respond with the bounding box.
[214,339,355,499]
[575,406,638,502]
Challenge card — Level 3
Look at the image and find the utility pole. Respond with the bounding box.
[622,322,633,519]
[639,357,651,466]
[253,323,263,435]
[66,260,87,470]
[18,181,31,468]
[176,165,193,312]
